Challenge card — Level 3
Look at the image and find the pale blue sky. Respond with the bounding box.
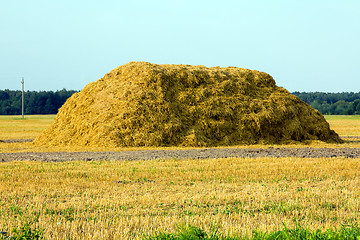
[1,0,359,92]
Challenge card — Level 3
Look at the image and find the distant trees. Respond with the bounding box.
[0,89,77,115]
[0,90,359,115]
[292,92,360,115]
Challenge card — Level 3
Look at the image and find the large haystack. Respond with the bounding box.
[34,62,342,147]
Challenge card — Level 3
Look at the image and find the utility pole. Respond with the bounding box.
[21,77,24,119]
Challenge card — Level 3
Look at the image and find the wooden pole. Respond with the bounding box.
[22,77,24,119]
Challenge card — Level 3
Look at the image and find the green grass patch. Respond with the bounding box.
[144,224,360,240]
[0,223,44,240]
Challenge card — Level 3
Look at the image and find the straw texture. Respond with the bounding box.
[34,62,342,147]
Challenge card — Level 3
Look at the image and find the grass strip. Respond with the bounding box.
[144,224,360,240]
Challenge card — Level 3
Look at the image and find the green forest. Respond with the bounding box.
[292,92,360,115]
[0,89,77,115]
[0,89,359,115]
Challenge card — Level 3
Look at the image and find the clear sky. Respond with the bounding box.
[1,0,359,92]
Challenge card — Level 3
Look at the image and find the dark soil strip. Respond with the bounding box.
[0,139,34,143]
[341,136,360,144]
[1,147,360,162]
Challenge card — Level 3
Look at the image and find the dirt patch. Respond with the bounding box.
[0,139,34,143]
[1,147,359,162]
[340,136,360,144]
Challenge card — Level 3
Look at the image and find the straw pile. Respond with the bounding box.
[34,62,342,147]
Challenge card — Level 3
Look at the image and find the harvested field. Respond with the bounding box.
[1,116,360,239]
[34,62,342,147]
[325,115,360,137]
[1,157,360,239]
[0,115,54,140]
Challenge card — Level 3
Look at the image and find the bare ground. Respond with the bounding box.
[1,147,360,162]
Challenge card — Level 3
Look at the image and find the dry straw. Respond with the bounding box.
[34,62,342,147]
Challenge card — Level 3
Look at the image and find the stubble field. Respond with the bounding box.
[0,115,360,239]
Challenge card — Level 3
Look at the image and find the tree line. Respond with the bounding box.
[0,89,78,115]
[0,89,359,115]
[292,92,360,115]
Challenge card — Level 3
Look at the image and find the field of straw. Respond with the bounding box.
[0,115,359,239]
